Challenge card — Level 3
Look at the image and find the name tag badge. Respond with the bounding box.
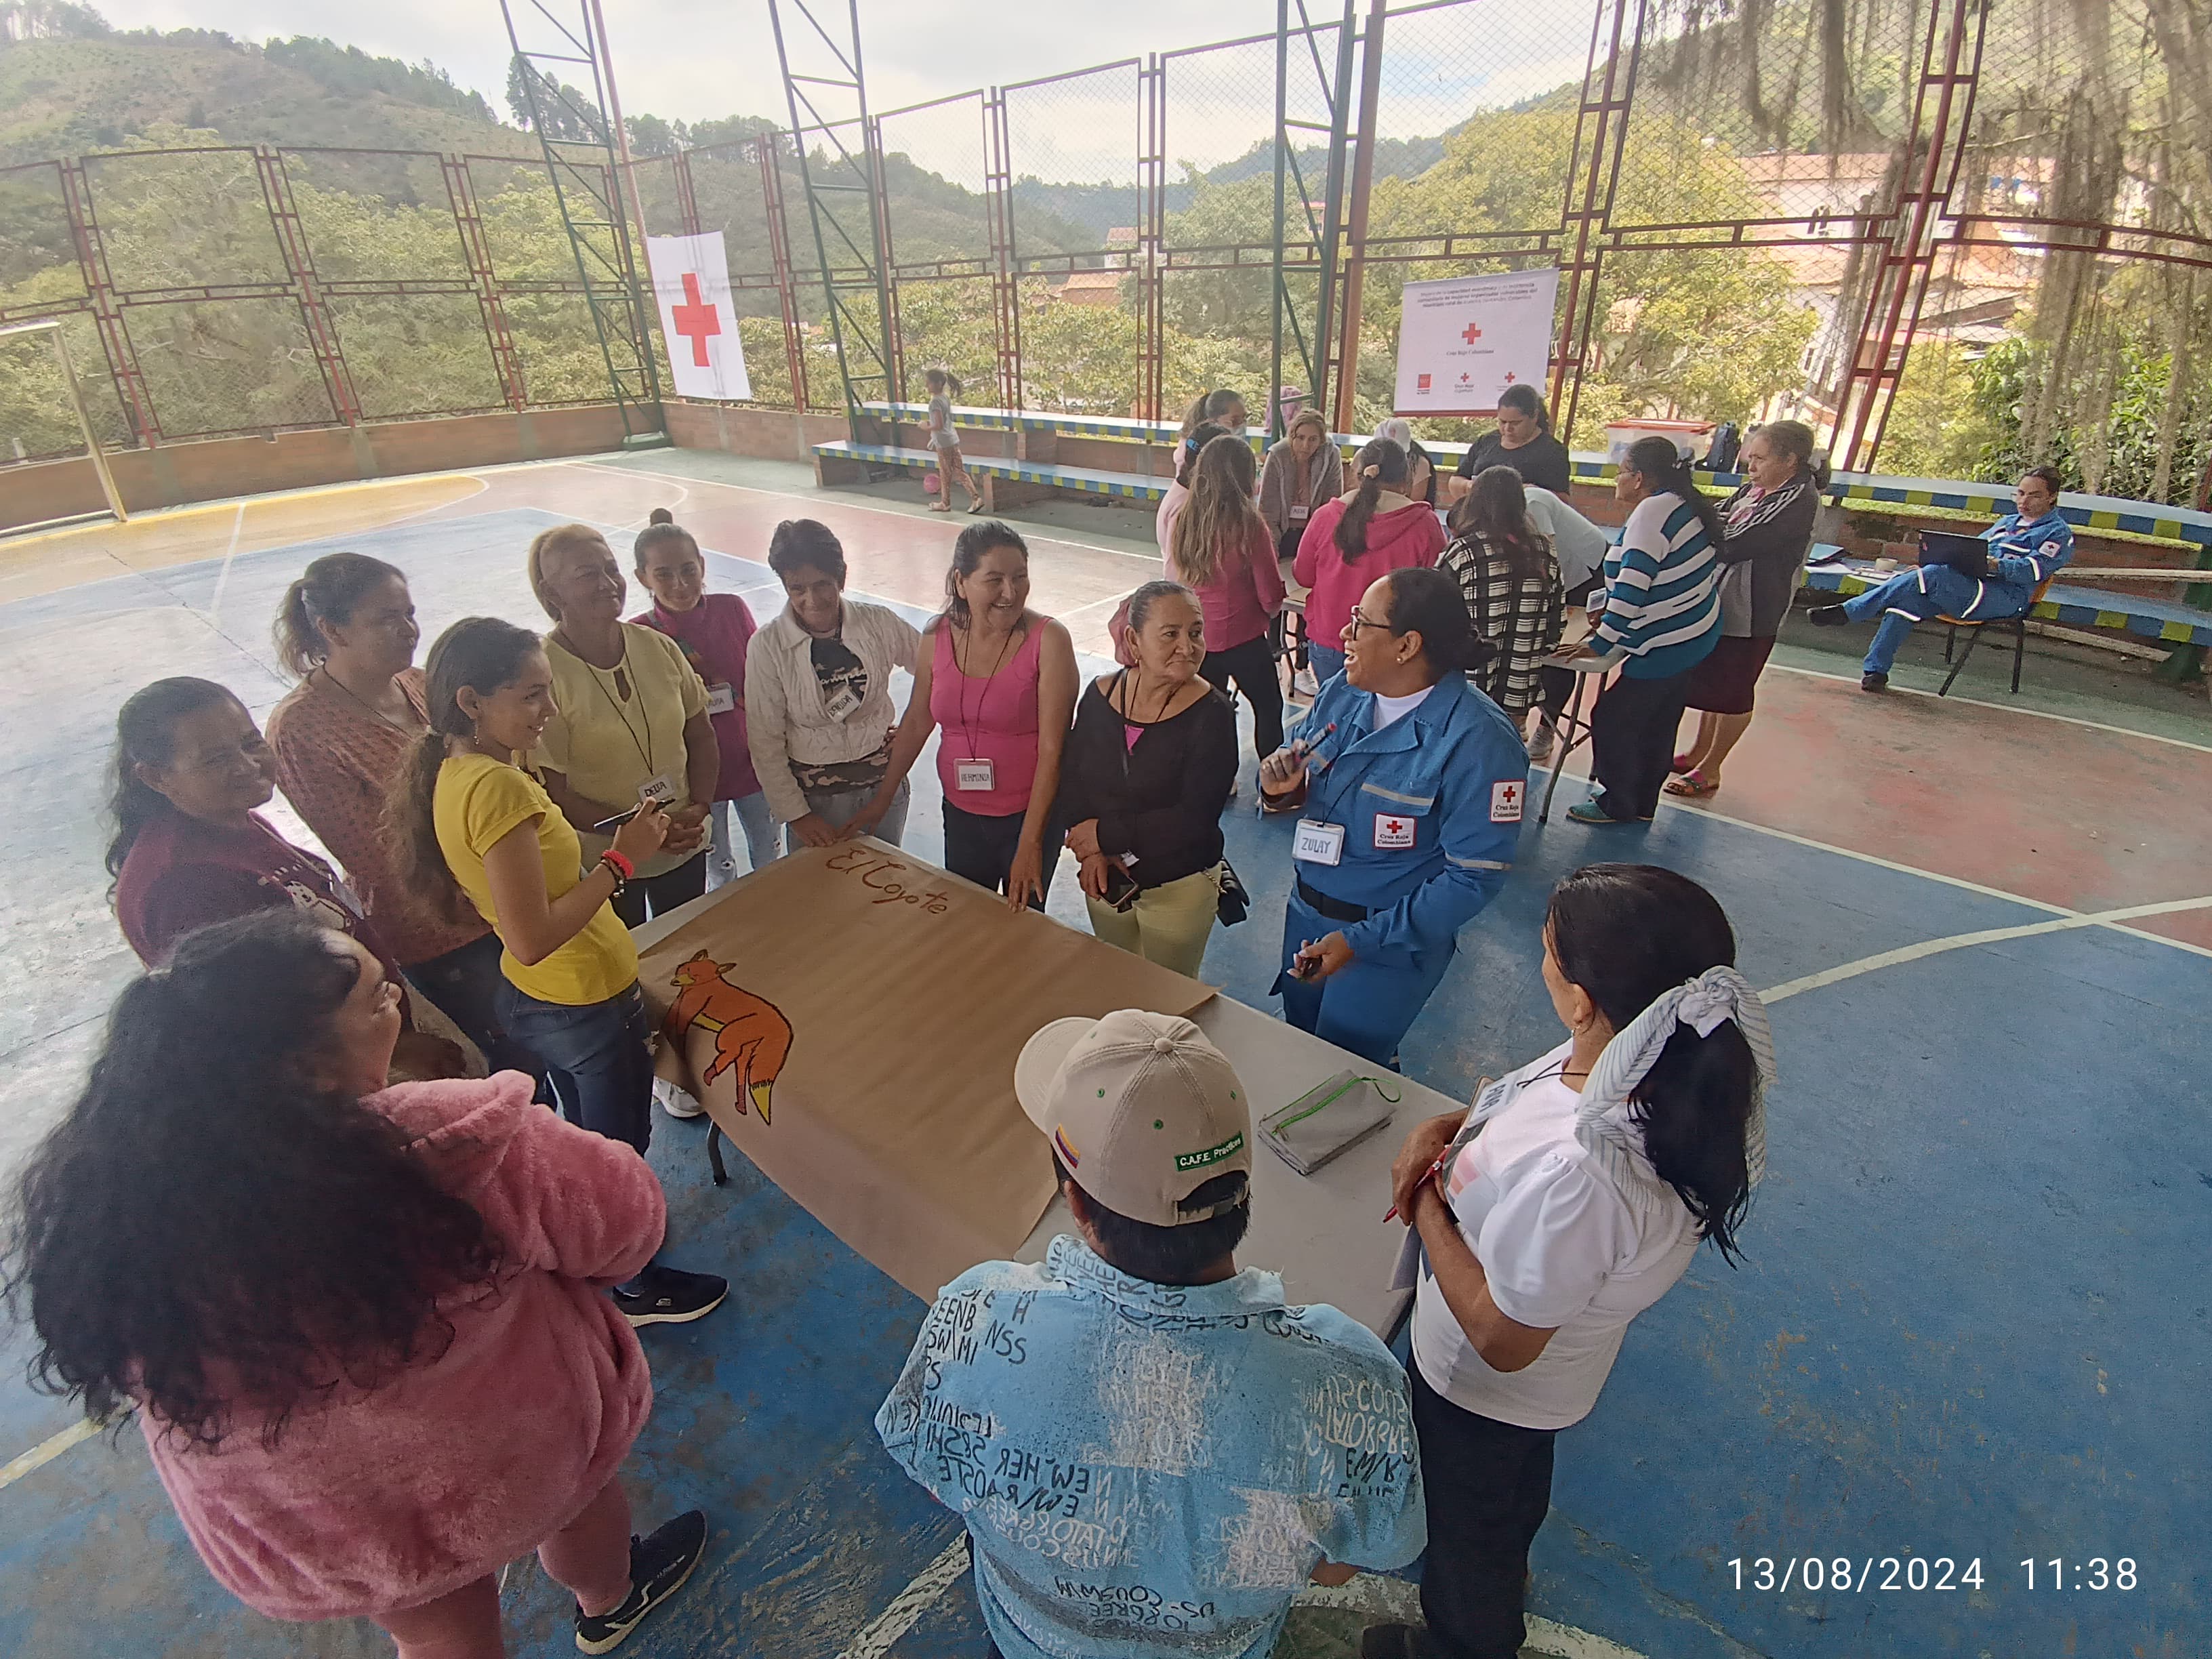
[1289,503,1310,522]
[638,773,677,807]
[1373,811,1416,850]
[823,684,863,722]
[1293,819,1346,866]
[955,758,996,792]
[705,681,736,716]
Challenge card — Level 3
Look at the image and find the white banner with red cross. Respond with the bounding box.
[645,231,752,402]
[1393,267,1558,417]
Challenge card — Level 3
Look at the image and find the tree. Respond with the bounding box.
[504,58,602,144]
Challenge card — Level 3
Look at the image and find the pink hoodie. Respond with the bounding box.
[1292,494,1446,646]
[140,1071,663,1622]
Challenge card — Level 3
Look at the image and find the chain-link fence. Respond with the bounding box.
[8,1,2209,503]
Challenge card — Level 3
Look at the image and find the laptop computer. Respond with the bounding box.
[1917,529,1991,576]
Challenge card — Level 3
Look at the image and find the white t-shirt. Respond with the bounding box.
[1372,683,1435,730]
[1410,1041,1701,1430]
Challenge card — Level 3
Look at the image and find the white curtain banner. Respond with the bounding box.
[1393,268,1559,417]
[645,230,752,402]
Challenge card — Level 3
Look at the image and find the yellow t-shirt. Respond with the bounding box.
[537,624,709,879]
[432,750,638,1007]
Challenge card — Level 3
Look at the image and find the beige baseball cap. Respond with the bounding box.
[1013,1009,1252,1228]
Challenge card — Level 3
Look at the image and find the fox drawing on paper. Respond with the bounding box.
[661,951,794,1123]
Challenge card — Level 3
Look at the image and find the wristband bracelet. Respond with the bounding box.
[598,849,634,893]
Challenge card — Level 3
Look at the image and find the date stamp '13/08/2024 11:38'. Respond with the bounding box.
[1729,1557,2139,1593]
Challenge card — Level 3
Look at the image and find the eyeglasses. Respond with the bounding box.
[1345,607,1393,634]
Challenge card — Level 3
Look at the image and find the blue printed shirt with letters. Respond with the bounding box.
[1288,672,1527,968]
[876,1235,1426,1659]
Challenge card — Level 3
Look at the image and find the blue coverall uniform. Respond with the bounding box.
[1271,672,1528,1067]
[1844,509,2075,675]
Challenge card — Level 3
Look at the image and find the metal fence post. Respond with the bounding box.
[1551,0,1645,441]
[1136,54,1166,424]
[443,156,531,412]
[757,135,813,413]
[983,89,1025,412]
[257,147,359,427]
[1327,0,1385,437]
[1828,0,1986,472]
[58,157,160,446]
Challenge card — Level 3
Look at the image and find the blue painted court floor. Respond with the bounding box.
[0,466,2205,1658]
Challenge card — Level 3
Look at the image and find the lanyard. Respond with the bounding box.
[952,619,1019,760]
[573,635,655,775]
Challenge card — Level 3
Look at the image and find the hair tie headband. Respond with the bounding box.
[1361,464,1381,480]
[1577,965,1774,1185]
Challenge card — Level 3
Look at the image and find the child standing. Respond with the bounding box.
[924,366,984,514]
[630,508,775,887]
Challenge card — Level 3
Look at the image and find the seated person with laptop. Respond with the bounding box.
[876,1008,1427,1659]
[1807,466,2074,690]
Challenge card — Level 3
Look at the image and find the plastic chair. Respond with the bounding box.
[1938,575,2055,696]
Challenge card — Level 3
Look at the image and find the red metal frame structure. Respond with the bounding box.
[10,0,2211,489]
[1826,0,1986,471]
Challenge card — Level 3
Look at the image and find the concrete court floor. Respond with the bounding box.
[0,449,2207,1659]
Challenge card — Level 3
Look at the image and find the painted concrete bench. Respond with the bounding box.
[1801,553,2212,647]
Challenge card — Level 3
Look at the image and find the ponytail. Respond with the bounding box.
[272,552,405,679]
[1176,421,1228,488]
[1624,436,1724,548]
[1545,863,1761,1263]
[1335,436,1408,560]
[385,617,541,924]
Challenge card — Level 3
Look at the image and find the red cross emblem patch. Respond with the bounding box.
[1491,780,1523,823]
[1374,813,1416,849]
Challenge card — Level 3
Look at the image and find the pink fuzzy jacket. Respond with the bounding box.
[140,1071,664,1622]
[1293,493,1446,647]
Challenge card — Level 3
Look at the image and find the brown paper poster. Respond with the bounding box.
[639,840,1214,1298]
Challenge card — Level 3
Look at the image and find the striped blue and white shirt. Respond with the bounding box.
[1593,493,1723,679]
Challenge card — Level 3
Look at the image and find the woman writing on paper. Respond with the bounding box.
[1364,863,1771,1659]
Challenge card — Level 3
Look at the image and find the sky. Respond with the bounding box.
[85,1,1597,177]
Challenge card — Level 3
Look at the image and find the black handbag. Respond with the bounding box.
[1215,858,1250,927]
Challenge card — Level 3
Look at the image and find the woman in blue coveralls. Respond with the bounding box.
[1258,565,1529,1068]
[1807,465,2074,691]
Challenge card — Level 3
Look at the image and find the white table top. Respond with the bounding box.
[636,882,1465,1339]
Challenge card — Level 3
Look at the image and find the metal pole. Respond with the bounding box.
[586,0,648,247]
[52,326,127,522]
[1269,1,1291,443]
[1330,0,1385,436]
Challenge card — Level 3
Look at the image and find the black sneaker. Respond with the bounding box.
[575,1510,709,1654]
[1860,670,1889,692]
[613,1267,728,1328]
[1807,605,1848,628]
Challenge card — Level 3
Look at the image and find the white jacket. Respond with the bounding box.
[744,599,922,823]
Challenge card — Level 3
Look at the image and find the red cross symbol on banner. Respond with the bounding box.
[1503,371,1517,384]
[672,272,721,367]
[1461,322,1483,344]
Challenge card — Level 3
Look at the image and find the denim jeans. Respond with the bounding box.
[785,777,909,854]
[709,790,780,890]
[610,851,708,929]
[402,932,542,1082]
[497,982,655,1157]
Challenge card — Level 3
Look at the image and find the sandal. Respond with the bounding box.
[1664,769,1719,798]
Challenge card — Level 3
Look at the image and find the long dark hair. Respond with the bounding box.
[1336,436,1410,559]
[388,617,542,924]
[1624,435,1725,547]
[104,677,244,884]
[1546,863,1756,1262]
[1179,388,1244,437]
[3,909,505,1448]
[1170,432,1264,588]
[274,552,405,678]
[1175,420,1229,487]
[1497,381,1551,434]
[1450,464,1552,584]
[1382,566,1490,677]
[944,519,1029,628]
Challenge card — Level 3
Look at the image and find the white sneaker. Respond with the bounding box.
[1527,720,1557,764]
[656,1078,705,1120]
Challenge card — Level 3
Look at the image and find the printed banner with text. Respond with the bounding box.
[645,231,752,402]
[1393,268,1559,417]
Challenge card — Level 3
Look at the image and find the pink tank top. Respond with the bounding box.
[930,617,1048,818]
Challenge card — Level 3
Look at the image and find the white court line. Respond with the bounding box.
[199,502,247,623]
[1761,894,2212,1003]
[568,458,1166,566]
[835,1536,971,1659]
[1763,659,2212,757]
[0,1414,109,1491]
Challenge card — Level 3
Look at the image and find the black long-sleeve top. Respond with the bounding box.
[1054,676,1237,888]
